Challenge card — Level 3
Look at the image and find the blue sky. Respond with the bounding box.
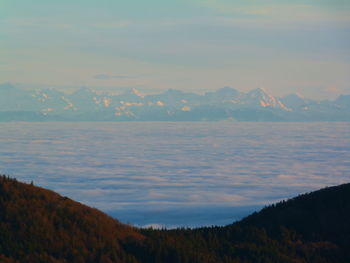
[1,0,350,98]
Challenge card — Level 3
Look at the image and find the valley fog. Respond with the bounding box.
[0,122,349,227]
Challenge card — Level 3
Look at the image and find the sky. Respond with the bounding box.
[1,0,350,99]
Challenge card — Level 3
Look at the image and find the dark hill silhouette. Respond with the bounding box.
[0,175,349,263]
[239,183,350,245]
[0,176,143,263]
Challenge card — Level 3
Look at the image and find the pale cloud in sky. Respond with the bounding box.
[1,0,349,98]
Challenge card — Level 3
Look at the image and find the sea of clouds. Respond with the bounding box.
[0,122,349,227]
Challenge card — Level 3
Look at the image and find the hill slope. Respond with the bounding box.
[0,175,349,263]
[127,184,350,263]
[0,176,143,263]
[239,183,350,243]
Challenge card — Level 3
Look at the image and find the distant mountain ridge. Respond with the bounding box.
[0,175,349,262]
[1,83,349,121]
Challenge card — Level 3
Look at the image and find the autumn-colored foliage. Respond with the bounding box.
[0,176,142,263]
[0,175,349,263]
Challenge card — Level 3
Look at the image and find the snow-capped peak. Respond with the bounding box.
[131,88,144,98]
[245,88,290,110]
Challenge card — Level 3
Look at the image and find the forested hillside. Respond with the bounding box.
[0,176,143,263]
[0,175,349,263]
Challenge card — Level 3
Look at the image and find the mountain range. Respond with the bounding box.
[1,83,349,121]
[0,175,349,262]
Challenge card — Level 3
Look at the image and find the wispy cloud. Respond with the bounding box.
[1,0,350,97]
[195,0,350,26]
[91,22,130,29]
[93,74,136,80]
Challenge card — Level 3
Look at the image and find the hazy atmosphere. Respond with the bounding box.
[1,0,350,98]
[1,0,350,227]
[1,1,350,261]
[1,122,349,227]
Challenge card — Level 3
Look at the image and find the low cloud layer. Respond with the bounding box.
[0,122,349,227]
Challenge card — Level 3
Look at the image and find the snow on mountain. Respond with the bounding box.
[116,88,145,102]
[33,89,70,112]
[1,83,349,121]
[243,88,290,110]
[131,88,145,98]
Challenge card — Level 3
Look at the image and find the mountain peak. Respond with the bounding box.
[248,88,269,96]
[131,88,144,98]
[73,87,95,95]
[246,88,289,110]
[0,85,349,121]
[280,93,310,110]
[120,88,144,98]
[204,86,240,102]
[216,86,240,95]
[335,94,350,108]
